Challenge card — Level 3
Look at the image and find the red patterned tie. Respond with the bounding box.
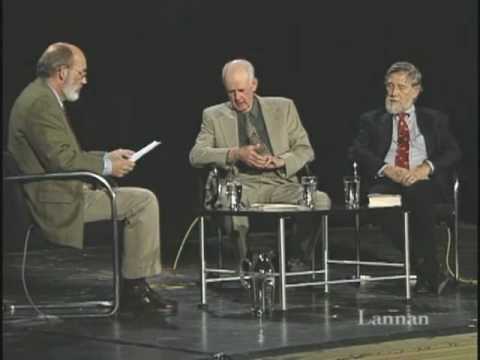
[394,112,410,169]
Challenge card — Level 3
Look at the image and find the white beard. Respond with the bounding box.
[63,83,80,102]
[385,98,412,115]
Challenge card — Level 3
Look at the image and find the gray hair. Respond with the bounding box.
[385,61,423,91]
[222,59,256,84]
[36,43,74,78]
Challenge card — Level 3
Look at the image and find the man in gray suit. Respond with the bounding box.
[8,42,176,313]
[190,59,331,269]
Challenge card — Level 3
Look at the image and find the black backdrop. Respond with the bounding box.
[3,1,478,263]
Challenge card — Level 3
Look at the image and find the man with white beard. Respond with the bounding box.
[7,42,176,314]
[350,61,461,295]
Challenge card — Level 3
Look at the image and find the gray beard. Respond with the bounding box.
[385,98,411,114]
[63,85,80,102]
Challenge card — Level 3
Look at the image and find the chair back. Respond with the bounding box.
[434,168,459,225]
[2,151,34,251]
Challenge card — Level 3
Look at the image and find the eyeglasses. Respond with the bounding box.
[70,67,87,80]
[385,82,418,94]
[59,65,87,80]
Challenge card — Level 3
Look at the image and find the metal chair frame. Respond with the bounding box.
[349,174,460,282]
[3,171,120,319]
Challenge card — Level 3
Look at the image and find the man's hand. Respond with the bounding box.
[383,165,410,184]
[384,163,431,186]
[107,148,135,161]
[399,163,431,186]
[263,155,286,169]
[108,148,136,178]
[232,144,269,168]
[111,158,135,178]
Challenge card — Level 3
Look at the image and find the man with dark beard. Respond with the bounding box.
[8,42,176,313]
[350,61,461,295]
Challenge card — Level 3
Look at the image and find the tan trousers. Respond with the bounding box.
[228,172,331,259]
[83,187,162,279]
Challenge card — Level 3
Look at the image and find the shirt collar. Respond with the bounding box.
[394,105,415,123]
[47,82,64,109]
[247,96,260,120]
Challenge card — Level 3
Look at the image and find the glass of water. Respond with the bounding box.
[225,181,243,211]
[343,176,360,208]
[301,176,317,208]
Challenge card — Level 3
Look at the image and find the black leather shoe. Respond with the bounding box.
[413,278,431,294]
[121,281,177,313]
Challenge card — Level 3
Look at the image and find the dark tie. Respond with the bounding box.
[245,113,268,155]
[394,112,410,169]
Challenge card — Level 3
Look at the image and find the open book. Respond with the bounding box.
[368,193,402,208]
[130,140,161,162]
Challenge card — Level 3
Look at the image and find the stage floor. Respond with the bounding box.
[3,225,477,360]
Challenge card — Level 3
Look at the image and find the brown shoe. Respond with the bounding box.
[121,280,177,313]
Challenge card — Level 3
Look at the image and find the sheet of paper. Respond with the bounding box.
[130,140,161,162]
[250,203,305,211]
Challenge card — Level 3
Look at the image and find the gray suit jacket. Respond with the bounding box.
[8,78,104,248]
[189,96,314,179]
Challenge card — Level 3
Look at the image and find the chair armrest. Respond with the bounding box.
[4,171,118,218]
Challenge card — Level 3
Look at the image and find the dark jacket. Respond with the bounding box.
[350,106,461,201]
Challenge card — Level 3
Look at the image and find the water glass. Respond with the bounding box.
[301,176,317,208]
[225,181,242,211]
[343,176,360,208]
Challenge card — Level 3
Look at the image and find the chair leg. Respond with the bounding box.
[354,214,361,279]
[453,222,460,281]
[7,221,120,319]
[217,227,224,269]
[445,224,459,281]
[311,222,323,280]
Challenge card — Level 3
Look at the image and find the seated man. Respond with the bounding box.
[350,61,461,295]
[189,59,331,269]
[7,42,176,313]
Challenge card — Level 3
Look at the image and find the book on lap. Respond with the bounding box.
[368,193,402,208]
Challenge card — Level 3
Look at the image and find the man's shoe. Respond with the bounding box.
[413,277,431,294]
[121,280,177,313]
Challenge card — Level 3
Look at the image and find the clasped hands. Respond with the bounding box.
[383,162,431,186]
[107,148,136,178]
[230,144,285,170]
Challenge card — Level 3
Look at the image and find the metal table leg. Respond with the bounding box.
[322,215,329,294]
[200,216,207,306]
[404,211,411,300]
[278,216,287,311]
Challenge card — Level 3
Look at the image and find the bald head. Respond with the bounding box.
[36,42,88,102]
[222,59,256,85]
[36,42,86,78]
[222,59,258,112]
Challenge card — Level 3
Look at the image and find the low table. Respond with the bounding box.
[199,204,411,311]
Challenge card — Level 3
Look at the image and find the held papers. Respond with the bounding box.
[130,140,162,162]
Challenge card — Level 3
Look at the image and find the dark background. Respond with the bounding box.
[3,1,477,263]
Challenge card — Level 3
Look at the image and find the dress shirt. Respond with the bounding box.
[379,105,434,176]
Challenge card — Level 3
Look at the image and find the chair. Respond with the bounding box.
[348,169,461,283]
[2,151,120,319]
[434,171,460,280]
